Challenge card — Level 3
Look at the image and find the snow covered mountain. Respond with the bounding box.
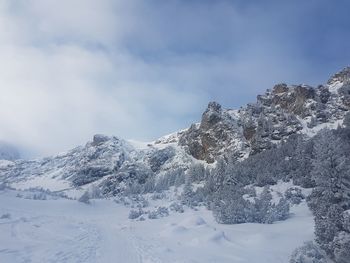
[1,67,350,263]
[169,67,350,162]
[1,67,350,196]
[0,133,195,197]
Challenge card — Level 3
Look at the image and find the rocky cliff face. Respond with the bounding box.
[177,102,248,163]
[174,67,350,162]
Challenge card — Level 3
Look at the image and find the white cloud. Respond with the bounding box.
[0,0,342,157]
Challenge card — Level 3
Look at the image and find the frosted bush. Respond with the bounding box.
[148,207,169,219]
[151,192,166,200]
[169,202,184,213]
[289,241,328,263]
[128,209,144,219]
[285,187,305,205]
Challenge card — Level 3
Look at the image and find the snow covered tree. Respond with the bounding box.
[254,186,274,223]
[333,231,350,263]
[181,177,195,206]
[204,158,226,196]
[307,128,350,261]
[343,112,350,128]
[274,197,290,221]
[289,241,328,263]
[187,163,205,182]
[211,185,289,224]
[212,185,253,224]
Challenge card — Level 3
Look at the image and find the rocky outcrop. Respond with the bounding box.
[178,102,247,163]
[176,67,350,162]
[92,134,110,146]
[327,67,350,86]
[267,84,315,117]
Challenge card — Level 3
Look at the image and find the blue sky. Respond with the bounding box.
[0,0,349,157]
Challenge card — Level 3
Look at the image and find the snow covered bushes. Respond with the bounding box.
[207,134,315,189]
[333,231,350,263]
[289,241,328,263]
[201,125,350,260]
[169,202,184,213]
[212,186,253,224]
[187,163,206,182]
[78,185,102,204]
[128,209,144,219]
[212,186,290,224]
[32,192,47,200]
[148,207,169,219]
[154,168,186,192]
[128,207,170,220]
[99,162,155,196]
[285,187,305,205]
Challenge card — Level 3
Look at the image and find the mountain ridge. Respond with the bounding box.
[159,66,350,162]
[1,67,350,196]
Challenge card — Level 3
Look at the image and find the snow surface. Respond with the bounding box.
[0,189,314,263]
[0,160,14,169]
[154,126,195,146]
[11,173,72,192]
[328,81,343,94]
[298,117,343,138]
[127,140,153,151]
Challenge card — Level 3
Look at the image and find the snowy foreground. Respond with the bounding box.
[0,190,314,263]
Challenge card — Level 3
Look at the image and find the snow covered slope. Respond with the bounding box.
[0,134,196,197]
[2,68,349,263]
[0,188,314,263]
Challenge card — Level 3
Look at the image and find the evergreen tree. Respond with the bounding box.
[308,128,350,260]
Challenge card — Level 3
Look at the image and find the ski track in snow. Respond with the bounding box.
[1,215,100,262]
[1,216,141,263]
[0,192,141,263]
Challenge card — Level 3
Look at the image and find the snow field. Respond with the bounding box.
[0,189,314,263]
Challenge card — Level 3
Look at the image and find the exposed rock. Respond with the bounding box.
[148,147,175,172]
[92,134,110,146]
[243,125,256,141]
[327,66,350,86]
[272,83,289,94]
[318,85,331,103]
[179,102,247,163]
[200,101,223,130]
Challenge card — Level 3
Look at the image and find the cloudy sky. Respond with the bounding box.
[0,0,349,157]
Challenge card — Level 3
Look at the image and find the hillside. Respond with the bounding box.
[1,67,350,263]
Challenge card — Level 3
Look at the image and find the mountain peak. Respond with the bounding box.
[92,134,111,146]
[327,66,350,86]
[206,101,222,112]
